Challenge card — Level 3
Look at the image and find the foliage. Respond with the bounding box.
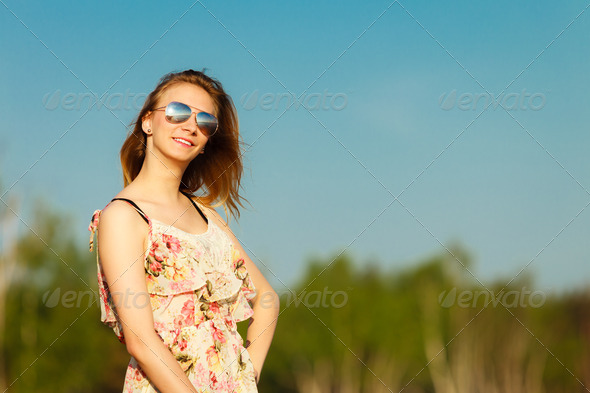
[2,196,590,392]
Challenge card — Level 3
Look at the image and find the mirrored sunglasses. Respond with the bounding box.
[153,101,218,137]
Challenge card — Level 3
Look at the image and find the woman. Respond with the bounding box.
[88,69,280,392]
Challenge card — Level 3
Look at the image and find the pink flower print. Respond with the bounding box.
[150,294,166,311]
[177,337,188,351]
[133,368,144,382]
[209,301,220,315]
[162,234,182,255]
[208,370,218,389]
[224,316,236,332]
[200,302,212,321]
[192,363,209,387]
[168,281,183,293]
[211,325,226,345]
[207,347,222,372]
[147,259,164,276]
[226,377,240,392]
[173,316,182,329]
[173,298,195,328]
[215,376,236,391]
[150,235,180,264]
[153,321,167,333]
[125,363,146,383]
[180,298,195,320]
[149,242,166,262]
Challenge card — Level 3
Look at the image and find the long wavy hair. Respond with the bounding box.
[120,69,247,222]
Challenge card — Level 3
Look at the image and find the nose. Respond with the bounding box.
[181,112,199,133]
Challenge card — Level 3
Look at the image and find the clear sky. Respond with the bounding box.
[1,0,589,294]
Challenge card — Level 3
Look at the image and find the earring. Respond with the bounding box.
[147,129,151,134]
[201,147,205,154]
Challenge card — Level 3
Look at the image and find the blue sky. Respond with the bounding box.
[1,0,589,294]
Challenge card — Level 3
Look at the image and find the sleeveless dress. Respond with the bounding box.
[88,191,259,392]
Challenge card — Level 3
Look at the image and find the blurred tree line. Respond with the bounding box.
[2,186,590,392]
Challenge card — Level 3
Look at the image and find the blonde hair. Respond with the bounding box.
[120,69,247,221]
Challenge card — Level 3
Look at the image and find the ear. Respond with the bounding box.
[141,112,153,134]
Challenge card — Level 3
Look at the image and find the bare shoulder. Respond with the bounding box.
[96,199,150,278]
[97,199,148,239]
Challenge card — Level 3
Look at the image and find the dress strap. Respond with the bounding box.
[109,198,150,225]
[180,190,209,224]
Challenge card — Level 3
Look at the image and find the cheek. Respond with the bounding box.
[154,116,170,130]
[153,119,176,139]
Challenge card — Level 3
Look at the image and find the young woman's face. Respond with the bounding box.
[143,82,217,163]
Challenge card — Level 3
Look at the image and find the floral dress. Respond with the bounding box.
[88,193,258,392]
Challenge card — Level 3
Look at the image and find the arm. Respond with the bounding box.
[97,201,199,393]
[204,207,280,384]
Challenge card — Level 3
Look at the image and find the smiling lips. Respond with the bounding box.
[172,137,194,147]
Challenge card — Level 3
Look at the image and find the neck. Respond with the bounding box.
[132,150,192,203]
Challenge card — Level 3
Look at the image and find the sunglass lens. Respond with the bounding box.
[196,112,218,136]
[165,102,191,123]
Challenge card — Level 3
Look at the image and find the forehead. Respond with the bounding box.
[158,83,216,115]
